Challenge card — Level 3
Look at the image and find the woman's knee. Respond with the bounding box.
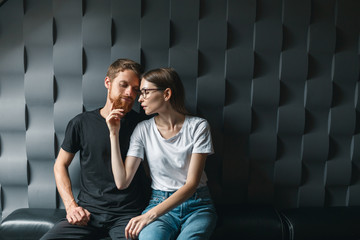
[139,219,176,240]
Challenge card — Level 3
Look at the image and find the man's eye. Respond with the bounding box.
[120,83,128,88]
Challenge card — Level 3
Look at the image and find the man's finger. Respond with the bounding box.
[84,209,91,221]
[77,208,85,218]
[73,211,83,222]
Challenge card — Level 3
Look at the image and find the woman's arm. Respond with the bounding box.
[107,109,142,190]
[125,153,208,239]
[109,133,142,189]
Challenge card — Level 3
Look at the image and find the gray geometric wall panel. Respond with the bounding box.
[0,0,28,219]
[0,0,359,219]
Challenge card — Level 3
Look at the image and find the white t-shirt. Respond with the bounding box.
[127,115,214,191]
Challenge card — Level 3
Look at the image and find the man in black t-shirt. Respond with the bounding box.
[41,59,149,240]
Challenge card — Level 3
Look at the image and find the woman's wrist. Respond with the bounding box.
[109,131,119,138]
[146,209,158,222]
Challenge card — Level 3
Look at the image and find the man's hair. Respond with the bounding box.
[106,59,143,81]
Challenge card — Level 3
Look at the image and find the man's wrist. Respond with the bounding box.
[65,198,77,211]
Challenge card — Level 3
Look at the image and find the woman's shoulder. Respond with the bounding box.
[186,115,209,126]
[185,116,211,134]
[136,117,155,129]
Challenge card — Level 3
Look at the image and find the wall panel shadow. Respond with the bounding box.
[0,0,359,219]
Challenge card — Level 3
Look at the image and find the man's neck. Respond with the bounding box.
[100,103,112,119]
[100,103,131,120]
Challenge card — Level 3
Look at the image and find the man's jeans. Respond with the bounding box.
[139,187,217,240]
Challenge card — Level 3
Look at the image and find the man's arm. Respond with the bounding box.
[54,148,90,226]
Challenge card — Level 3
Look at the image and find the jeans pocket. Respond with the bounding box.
[148,196,165,206]
[142,196,165,214]
[196,196,214,206]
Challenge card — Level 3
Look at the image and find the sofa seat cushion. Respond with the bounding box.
[0,208,66,240]
[211,205,286,240]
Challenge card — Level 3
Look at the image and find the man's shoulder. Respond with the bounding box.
[124,109,139,119]
[68,109,100,125]
[67,111,84,125]
[124,109,149,124]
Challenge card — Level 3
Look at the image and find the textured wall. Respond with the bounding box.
[0,0,359,219]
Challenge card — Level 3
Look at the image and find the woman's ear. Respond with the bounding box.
[164,88,172,101]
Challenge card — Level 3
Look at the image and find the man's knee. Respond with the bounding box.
[40,219,103,240]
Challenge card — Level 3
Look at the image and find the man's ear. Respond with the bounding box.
[104,76,111,89]
[164,88,172,101]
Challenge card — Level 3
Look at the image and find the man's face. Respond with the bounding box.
[108,70,140,114]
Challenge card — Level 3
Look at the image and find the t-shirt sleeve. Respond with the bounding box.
[126,123,145,160]
[192,119,214,154]
[61,118,81,154]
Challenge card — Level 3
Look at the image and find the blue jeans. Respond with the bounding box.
[139,187,217,240]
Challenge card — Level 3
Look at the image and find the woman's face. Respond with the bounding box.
[138,79,166,115]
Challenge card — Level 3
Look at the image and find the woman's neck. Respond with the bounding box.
[155,110,185,131]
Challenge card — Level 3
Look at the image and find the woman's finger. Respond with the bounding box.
[134,223,143,238]
[125,220,133,239]
[107,112,122,122]
[128,220,138,239]
[110,108,125,114]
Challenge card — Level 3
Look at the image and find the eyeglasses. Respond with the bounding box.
[139,88,165,99]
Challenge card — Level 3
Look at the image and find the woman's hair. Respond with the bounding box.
[142,68,188,115]
[106,58,143,81]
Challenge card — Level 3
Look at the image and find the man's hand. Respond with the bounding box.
[66,204,91,226]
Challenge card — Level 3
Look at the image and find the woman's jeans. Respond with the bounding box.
[139,187,217,240]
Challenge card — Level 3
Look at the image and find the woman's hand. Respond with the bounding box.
[125,212,156,239]
[106,108,125,135]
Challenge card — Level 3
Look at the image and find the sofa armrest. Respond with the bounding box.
[0,208,66,240]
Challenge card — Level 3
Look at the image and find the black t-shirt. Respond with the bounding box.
[61,108,148,215]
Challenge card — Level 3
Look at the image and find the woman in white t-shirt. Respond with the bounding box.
[106,68,217,240]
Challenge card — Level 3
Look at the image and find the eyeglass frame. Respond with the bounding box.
[139,88,165,99]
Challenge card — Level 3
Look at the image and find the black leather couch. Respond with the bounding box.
[0,208,66,240]
[211,205,360,240]
[1,205,360,239]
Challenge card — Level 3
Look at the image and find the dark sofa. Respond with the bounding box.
[1,205,360,239]
[212,205,360,240]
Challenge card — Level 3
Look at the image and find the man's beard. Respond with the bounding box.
[110,95,134,114]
